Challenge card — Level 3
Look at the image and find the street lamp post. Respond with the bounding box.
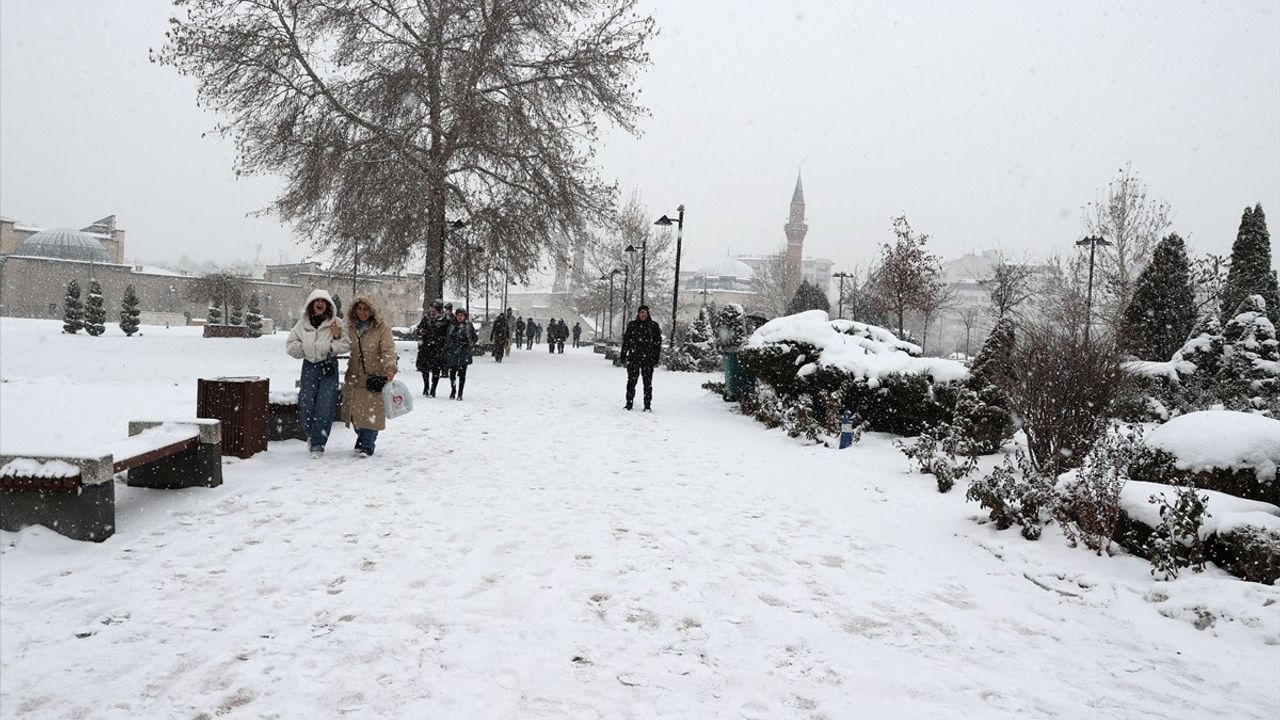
[832,271,852,319]
[619,264,631,328]
[654,204,685,351]
[1075,235,1111,343]
[602,271,619,342]
[625,240,647,304]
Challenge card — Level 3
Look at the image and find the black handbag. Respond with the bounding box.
[358,330,389,392]
[318,356,338,377]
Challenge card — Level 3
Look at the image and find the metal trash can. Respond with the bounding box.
[197,377,268,458]
[723,350,750,401]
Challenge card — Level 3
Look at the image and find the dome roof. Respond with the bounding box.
[17,228,111,263]
[698,257,755,280]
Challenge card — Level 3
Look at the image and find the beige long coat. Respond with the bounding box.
[342,295,398,431]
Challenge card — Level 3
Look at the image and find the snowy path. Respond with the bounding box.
[1,320,1277,719]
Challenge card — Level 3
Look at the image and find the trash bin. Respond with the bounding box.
[197,376,269,458]
[723,350,750,401]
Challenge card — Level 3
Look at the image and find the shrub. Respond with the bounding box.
[1209,526,1280,585]
[84,279,107,337]
[896,422,978,493]
[1145,484,1209,580]
[119,284,141,336]
[245,293,264,338]
[1055,424,1144,555]
[1004,324,1122,474]
[62,280,84,334]
[965,448,1056,540]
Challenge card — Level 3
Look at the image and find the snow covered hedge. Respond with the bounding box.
[1128,411,1280,505]
[737,311,968,437]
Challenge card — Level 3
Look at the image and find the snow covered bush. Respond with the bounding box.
[1145,484,1209,580]
[84,279,106,337]
[716,303,748,351]
[1210,526,1280,585]
[965,448,1056,540]
[1127,411,1280,505]
[895,421,977,493]
[737,311,967,438]
[119,284,141,336]
[245,292,264,338]
[953,319,1016,454]
[1005,323,1122,474]
[228,300,244,326]
[206,303,222,325]
[1054,424,1145,555]
[62,280,83,334]
[667,306,720,372]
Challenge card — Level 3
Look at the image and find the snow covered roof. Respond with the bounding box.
[696,257,755,280]
[746,310,969,384]
[17,228,111,263]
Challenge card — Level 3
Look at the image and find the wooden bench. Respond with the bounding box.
[0,420,222,542]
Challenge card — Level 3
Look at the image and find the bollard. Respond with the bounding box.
[838,409,855,449]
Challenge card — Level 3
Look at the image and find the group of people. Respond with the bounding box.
[285,293,665,462]
[487,309,583,360]
[413,300,480,400]
[286,290,398,459]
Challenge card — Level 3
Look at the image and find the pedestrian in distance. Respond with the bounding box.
[534,322,542,345]
[445,307,478,399]
[342,295,397,457]
[286,289,350,458]
[572,321,582,348]
[547,317,558,353]
[503,307,516,356]
[490,311,509,362]
[515,316,525,345]
[556,319,568,353]
[415,300,449,397]
[620,305,662,411]
[525,318,536,349]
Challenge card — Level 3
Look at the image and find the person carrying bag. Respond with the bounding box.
[285,289,350,458]
[342,295,397,457]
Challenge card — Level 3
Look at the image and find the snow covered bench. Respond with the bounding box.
[0,420,222,542]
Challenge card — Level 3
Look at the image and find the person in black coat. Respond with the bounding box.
[490,313,509,362]
[445,308,479,399]
[572,322,582,348]
[414,300,450,396]
[525,318,536,349]
[556,319,568,353]
[620,305,663,411]
[547,317,558,353]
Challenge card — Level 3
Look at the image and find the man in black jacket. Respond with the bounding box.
[620,305,662,411]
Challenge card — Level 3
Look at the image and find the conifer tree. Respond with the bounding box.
[716,303,748,350]
[84,279,107,336]
[119,284,141,336]
[1119,233,1196,360]
[206,303,222,325]
[1221,204,1280,327]
[229,300,244,326]
[1219,295,1280,402]
[1176,313,1226,391]
[786,280,831,316]
[956,318,1016,453]
[62,280,84,334]
[245,293,264,338]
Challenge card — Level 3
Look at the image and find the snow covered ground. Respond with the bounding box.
[1,317,1277,719]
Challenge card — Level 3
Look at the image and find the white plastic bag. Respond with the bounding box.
[382,377,414,419]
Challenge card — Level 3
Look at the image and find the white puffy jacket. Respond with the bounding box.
[286,289,351,363]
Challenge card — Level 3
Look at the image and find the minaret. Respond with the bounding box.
[783,171,808,296]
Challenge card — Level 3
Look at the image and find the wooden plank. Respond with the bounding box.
[0,475,81,492]
[113,436,199,474]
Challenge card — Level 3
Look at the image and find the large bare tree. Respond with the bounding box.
[981,252,1037,321]
[751,251,792,318]
[869,215,941,338]
[1082,164,1171,331]
[156,0,655,309]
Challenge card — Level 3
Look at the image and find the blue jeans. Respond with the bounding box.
[298,359,339,450]
[356,427,378,454]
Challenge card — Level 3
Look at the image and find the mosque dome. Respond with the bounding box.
[17,228,112,263]
[697,257,755,280]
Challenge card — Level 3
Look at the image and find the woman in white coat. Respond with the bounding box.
[286,290,351,457]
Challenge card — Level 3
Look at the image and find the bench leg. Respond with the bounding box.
[127,442,223,489]
[0,483,115,542]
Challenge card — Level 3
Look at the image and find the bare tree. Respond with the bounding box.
[1082,164,1172,331]
[838,264,886,326]
[1040,252,1092,340]
[183,271,247,321]
[953,305,984,356]
[914,278,957,355]
[751,251,792,318]
[156,0,656,309]
[1191,252,1230,317]
[869,215,941,338]
[981,253,1037,321]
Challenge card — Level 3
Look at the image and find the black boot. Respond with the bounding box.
[430,373,441,397]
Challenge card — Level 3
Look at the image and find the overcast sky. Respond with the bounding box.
[2,0,1278,274]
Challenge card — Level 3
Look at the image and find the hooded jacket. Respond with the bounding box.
[286,289,351,363]
[342,294,398,431]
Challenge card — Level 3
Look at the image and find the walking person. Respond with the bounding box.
[490,311,509,362]
[547,317,558,353]
[286,290,350,458]
[415,300,449,396]
[342,295,397,457]
[525,318,536,350]
[503,308,517,356]
[445,307,479,399]
[620,305,662,411]
[556,319,568,353]
[572,321,582,348]
[534,322,542,345]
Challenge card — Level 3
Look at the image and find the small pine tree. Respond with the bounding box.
[84,279,107,336]
[245,293,264,338]
[229,300,244,326]
[1221,204,1279,328]
[716,303,748,350]
[786,280,831,316]
[206,303,222,325]
[62,280,84,334]
[1219,295,1280,402]
[1119,233,1195,360]
[119,284,141,336]
[957,318,1016,454]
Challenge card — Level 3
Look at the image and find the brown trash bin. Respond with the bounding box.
[197,377,268,459]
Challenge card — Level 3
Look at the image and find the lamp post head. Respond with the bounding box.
[450,219,467,230]
[1076,235,1111,247]
[654,215,674,227]
[625,244,638,253]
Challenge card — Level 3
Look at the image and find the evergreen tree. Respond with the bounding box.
[62,280,84,334]
[967,318,1016,390]
[1221,204,1280,327]
[716,303,748,350]
[786,280,831,316]
[245,293,264,338]
[1219,295,1280,402]
[229,300,244,326]
[207,303,222,325]
[1118,233,1196,360]
[84,279,107,336]
[1175,313,1226,392]
[119,284,141,336]
[956,318,1016,454]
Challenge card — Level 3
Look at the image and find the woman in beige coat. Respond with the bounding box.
[342,295,398,457]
